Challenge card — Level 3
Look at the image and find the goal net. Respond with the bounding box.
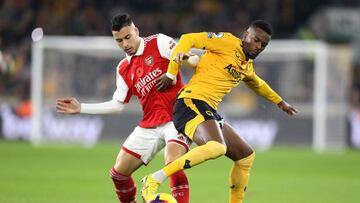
[31,36,350,151]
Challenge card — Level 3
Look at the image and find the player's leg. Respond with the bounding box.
[142,99,227,201]
[143,120,226,201]
[161,119,227,176]
[161,122,191,203]
[113,126,161,203]
[111,149,143,203]
[161,98,227,177]
[222,122,255,203]
[165,142,189,203]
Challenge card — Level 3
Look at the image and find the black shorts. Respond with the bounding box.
[173,98,223,139]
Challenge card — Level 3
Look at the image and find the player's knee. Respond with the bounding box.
[110,167,130,181]
[165,142,187,164]
[235,152,256,168]
[206,141,227,158]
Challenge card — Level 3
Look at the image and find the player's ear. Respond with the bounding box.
[134,26,139,36]
[242,31,249,41]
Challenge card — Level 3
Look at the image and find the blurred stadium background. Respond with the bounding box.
[1,0,360,202]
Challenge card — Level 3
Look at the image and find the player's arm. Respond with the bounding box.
[156,32,208,91]
[56,98,125,114]
[167,32,208,78]
[56,59,131,115]
[244,73,298,116]
[157,34,197,84]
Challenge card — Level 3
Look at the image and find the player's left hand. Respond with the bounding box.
[277,100,298,116]
[156,74,173,91]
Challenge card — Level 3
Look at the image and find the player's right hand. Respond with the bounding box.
[173,52,193,63]
[156,74,174,92]
[56,97,81,114]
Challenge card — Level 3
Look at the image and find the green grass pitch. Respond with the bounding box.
[1,140,360,203]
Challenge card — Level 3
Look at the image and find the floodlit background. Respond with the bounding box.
[1,0,360,203]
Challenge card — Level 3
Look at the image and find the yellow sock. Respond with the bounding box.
[163,141,227,176]
[229,152,255,203]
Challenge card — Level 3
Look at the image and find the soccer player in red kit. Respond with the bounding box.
[56,14,198,203]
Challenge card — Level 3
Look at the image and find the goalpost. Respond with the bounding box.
[257,40,329,152]
[31,36,349,151]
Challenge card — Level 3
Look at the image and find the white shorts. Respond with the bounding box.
[122,121,191,164]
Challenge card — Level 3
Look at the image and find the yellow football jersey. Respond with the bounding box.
[168,32,282,110]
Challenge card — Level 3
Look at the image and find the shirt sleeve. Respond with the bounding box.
[80,99,125,114]
[244,72,283,105]
[157,33,177,60]
[167,32,225,77]
[112,61,132,103]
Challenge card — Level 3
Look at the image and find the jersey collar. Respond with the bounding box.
[126,37,145,61]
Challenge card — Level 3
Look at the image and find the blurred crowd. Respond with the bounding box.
[0,0,360,104]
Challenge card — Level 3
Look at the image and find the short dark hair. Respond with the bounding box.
[111,13,133,31]
[249,20,273,35]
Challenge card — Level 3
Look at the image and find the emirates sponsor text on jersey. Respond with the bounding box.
[134,67,162,96]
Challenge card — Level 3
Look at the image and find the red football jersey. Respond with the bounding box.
[112,34,183,128]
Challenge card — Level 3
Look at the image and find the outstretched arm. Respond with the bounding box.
[156,32,212,91]
[244,74,298,116]
[166,33,207,78]
[56,98,125,114]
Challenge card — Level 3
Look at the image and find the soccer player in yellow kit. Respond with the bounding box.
[142,20,298,203]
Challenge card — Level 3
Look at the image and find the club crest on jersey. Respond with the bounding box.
[207,32,224,38]
[145,55,154,66]
[136,66,144,77]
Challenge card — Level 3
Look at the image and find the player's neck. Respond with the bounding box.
[243,49,250,61]
[240,41,250,61]
[134,37,141,53]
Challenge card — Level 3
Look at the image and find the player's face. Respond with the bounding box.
[242,27,271,59]
[112,24,140,55]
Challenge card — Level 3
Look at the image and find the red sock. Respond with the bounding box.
[170,170,189,203]
[110,168,136,203]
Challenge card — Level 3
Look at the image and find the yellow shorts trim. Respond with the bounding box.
[183,98,205,139]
